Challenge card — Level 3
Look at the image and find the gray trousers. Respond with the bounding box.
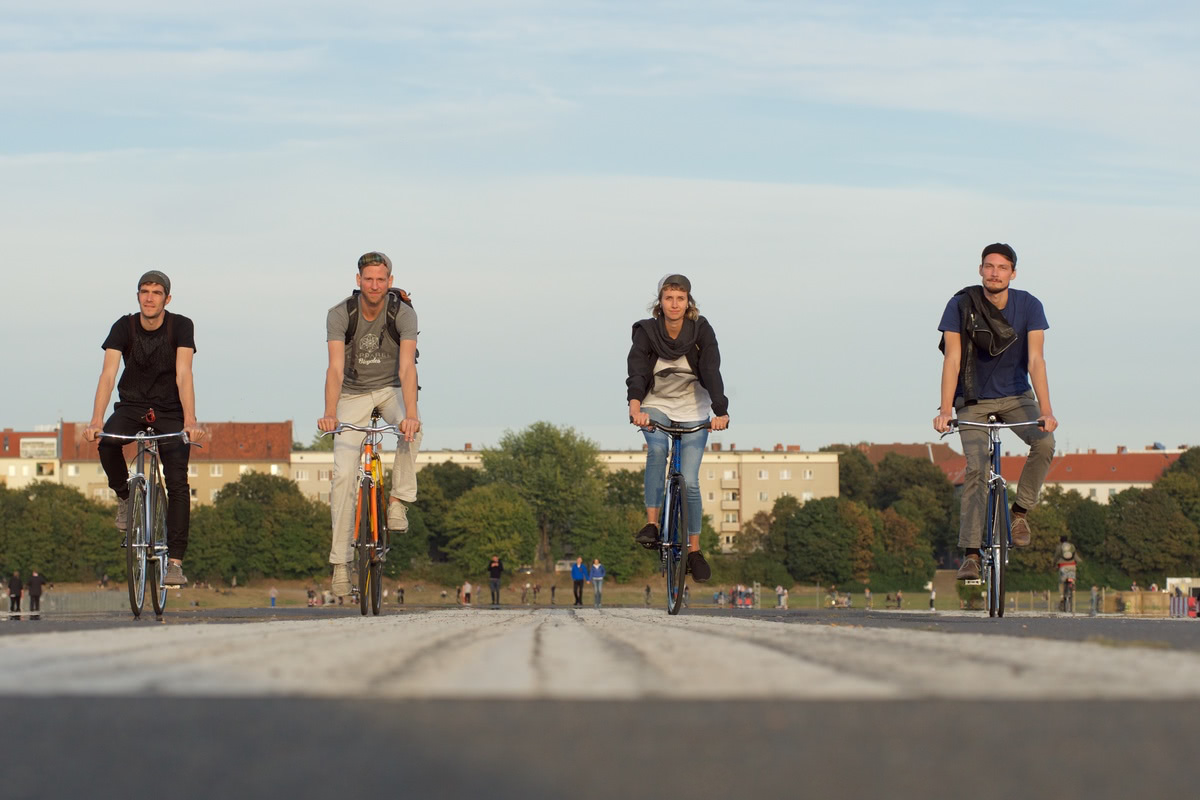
[956,391,1055,549]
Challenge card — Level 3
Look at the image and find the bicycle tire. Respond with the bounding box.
[126,477,148,618]
[995,500,1008,618]
[357,481,373,616]
[149,481,168,617]
[666,475,687,615]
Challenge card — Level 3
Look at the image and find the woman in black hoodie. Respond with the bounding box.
[626,274,729,582]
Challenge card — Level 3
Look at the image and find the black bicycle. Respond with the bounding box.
[943,417,1044,617]
[640,420,710,615]
[97,429,198,619]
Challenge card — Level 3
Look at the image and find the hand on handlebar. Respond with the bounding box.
[933,412,955,433]
[1038,413,1059,433]
[710,415,730,432]
[83,423,103,443]
[317,415,339,433]
[630,411,651,429]
[399,417,421,442]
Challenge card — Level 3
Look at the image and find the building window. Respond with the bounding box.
[758,492,769,501]
[707,470,714,480]
[707,492,715,501]
[22,465,30,476]
[270,464,282,476]
[723,470,738,480]
[723,512,738,524]
[190,488,198,500]
[294,469,309,482]
[780,469,792,480]
[211,489,220,501]
[7,465,15,477]
[723,491,738,501]
[319,492,330,503]
[1108,488,1117,497]
[1088,488,1097,498]
[803,469,814,480]
[67,464,79,477]
[780,490,791,497]
[239,465,250,475]
[802,492,814,502]
[757,469,768,480]
[210,464,223,477]
[188,465,198,477]
[725,536,732,544]
[318,469,332,482]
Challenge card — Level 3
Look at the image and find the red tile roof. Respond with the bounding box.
[60,421,292,462]
[856,442,960,465]
[0,429,58,458]
[938,452,1180,487]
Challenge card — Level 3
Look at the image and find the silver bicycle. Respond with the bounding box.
[97,430,198,619]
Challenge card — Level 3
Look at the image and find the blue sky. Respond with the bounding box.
[2,1,1197,453]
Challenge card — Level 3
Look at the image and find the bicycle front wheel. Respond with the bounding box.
[991,501,1008,618]
[357,481,373,616]
[149,481,168,617]
[666,475,688,615]
[126,477,148,618]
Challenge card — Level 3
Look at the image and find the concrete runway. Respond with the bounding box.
[2,607,1197,797]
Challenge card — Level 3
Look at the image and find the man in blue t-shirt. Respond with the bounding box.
[933,243,1059,581]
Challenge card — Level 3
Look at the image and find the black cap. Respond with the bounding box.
[658,273,691,293]
[138,270,171,295]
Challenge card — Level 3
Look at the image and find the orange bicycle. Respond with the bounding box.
[321,408,400,616]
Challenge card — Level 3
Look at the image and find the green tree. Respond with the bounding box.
[480,422,605,568]
[783,497,856,585]
[605,469,644,509]
[1006,502,1066,590]
[890,484,954,557]
[444,484,537,575]
[873,453,955,514]
[1103,488,1199,584]
[869,508,935,591]
[822,446,875,503]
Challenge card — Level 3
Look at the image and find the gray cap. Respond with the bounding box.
[658,273,691,294]
[138,270,171,296]
[357,251,392,271]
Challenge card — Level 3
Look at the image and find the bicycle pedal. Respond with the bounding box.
[963,579,983,586]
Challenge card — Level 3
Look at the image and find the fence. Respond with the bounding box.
[7,591,129,613]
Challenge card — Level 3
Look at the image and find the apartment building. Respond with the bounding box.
[58,421,293,504]
[937,446,1185,504]
[292,447,485,504]
[0,427,61,490]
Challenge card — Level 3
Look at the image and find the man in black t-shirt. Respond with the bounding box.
[84,271,205,587]
[7,570,21,613]
[27,570,48,612]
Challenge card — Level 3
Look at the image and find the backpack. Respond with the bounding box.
[343,288,418,382]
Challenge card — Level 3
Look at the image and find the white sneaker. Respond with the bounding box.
[165,562,188,586]
[388,499,408,532]
[332,563,352,596]
[115,496,129,531]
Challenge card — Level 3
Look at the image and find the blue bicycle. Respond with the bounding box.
[945,417,1043,618]
[642,420,710,615]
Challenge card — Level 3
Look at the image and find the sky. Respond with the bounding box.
[2,1,1198,454]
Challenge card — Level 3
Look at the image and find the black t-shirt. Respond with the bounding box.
[7,576,21,594]
[101,311,196,414]
[28,575,47,595]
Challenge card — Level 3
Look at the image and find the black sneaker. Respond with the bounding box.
[634,523,659,547]
[686,551,711,583]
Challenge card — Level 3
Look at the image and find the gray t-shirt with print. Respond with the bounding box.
[326,296,419,394]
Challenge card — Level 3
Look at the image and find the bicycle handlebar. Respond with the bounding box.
[96,431,201,448]
[631,418,714,435]
[319,423,404,437]
[939,418,1045,439]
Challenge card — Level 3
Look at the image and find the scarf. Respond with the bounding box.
[636,315,697,360]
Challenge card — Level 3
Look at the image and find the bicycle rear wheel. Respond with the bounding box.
[149,481,168,617]
[665,475,688,615]
[357,481,373,616]
[126,477,148,618]
[992,500,1008,618]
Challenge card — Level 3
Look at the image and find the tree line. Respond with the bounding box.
[2,428,1196,591]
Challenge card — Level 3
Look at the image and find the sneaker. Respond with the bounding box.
[388,499,408,533]
[115,496,129,531]
[956,554,981,581]
[1010,512,1032,547]
[634,523,659,546]
[686,551,712,583]
[164,562,188,586]
[332,563,352,596]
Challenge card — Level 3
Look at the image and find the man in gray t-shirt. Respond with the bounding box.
[317,251,422,597]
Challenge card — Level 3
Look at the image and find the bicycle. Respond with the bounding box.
[321,409,400,616]
[943,416,1044,618]
[1059,564,1077,613]
[97,429,198,619]
[638,419,710,616]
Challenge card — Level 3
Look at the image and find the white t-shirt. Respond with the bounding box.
[642,355,712,422]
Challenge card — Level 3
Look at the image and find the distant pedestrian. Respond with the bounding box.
[864,587,872,609]
[456,586,462,604]
[487,556,503,606]
[269,586,278,608]
[929,588,936,610]
[896,589,903,609]
[306,587,316,607]
[781,587,788,610]
[8,570,22,613]
[590,559,606,608]
[521,583,530,604]
[645,585,652,607]
[775,585,784,608]
[533,584,541,603]
[550,585,557,604]
[1090,584,1099,617]
[28,570,48,612]
[462,580,472,606]
[397,585,405,605]
[571,557,587,607]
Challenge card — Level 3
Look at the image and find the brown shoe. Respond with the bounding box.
[1010,513,1031,547]
[956,554,981,581]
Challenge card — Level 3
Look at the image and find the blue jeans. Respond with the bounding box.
[641,407,709,536]
[592,578,603,608]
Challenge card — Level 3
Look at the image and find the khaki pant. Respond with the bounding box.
[955,391,1055,549]
[329,388,421,565]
